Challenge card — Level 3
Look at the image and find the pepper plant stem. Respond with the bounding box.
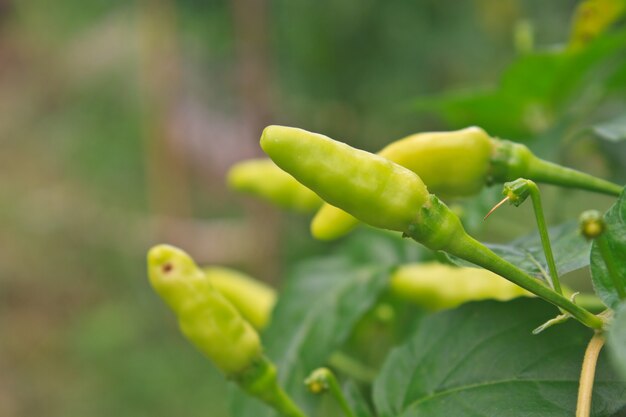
[597,236,626,300]
[527,181,563,295]
[576,333,605,417]
[443,232,604,330]
[524,152,622,196]
[325,373,356,417]
[237,356,308,417]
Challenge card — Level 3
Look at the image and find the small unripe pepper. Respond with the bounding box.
[390,262,531,311]
[261,125,604,330]
[147,245,305,417]
[203,265,276,330]
[148,245,262,375]
[228,158,322,213]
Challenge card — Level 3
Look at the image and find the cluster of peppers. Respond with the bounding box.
[147,124,622,417]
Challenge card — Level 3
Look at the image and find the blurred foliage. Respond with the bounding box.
[1,0,625,416]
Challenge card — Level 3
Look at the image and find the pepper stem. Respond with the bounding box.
[305,368,356,417]
[525,153,622,196]
[526,181,563,295]
[236,356,308,417]
[490,139,622,196]
[442,232,604,330]
[492,179,563,295]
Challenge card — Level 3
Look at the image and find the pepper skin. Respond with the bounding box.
[203,266,276,330]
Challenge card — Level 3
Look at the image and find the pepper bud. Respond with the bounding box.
[579,210,606,240]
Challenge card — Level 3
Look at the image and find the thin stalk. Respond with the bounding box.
[527,181,563,295]
[525,155,622,196]
[576,333,605,417]
[305,368,356,417]
[445,232,604,330]
[328,352,377,384]
[597,236,626,300]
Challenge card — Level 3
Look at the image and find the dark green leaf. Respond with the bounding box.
[608,302,626,381]
[446,221,591,281]
[591,190,626,309]
[231,257,391,417]
[373,299,626,417]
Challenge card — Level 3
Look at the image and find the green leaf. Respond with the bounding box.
[412,28,626,139]
[608,302,626,380]
[591,190,626,309]
[446,221,591,281]
[231,257,390,417]
[373,299,626,417]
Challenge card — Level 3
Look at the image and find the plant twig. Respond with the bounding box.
[305,368,356,417]
[526,181,563,295]
[576,333,605,417]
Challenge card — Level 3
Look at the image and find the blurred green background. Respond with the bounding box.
[1,1,625,416]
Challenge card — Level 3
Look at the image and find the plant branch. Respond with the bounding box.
[576,333,605,417]
[526,181,562,295]
[445,232,604,330]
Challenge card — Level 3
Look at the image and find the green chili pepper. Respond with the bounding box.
[228,158,322,213]
[311,127,621,241]
[148,245,262,375]
[262,126,429,233]
[390,262,531,311]
[147,245,306,417]
[261,125,604,330]
[203,265,276,330]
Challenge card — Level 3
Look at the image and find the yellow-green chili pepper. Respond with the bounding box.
[262,126,429,232]
[310,127,622,241]
[147,245,305,417]
[261,125,604,330]
[390,262,531,311]
[203,266,276,330]
[228,158,322,213]
[148,244,262,375]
